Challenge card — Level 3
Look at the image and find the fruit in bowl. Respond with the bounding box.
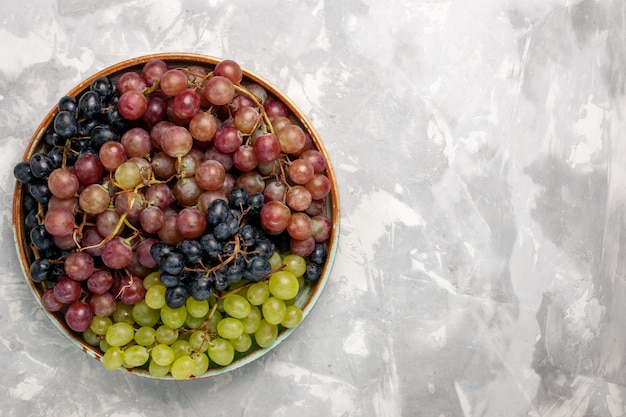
[12,53,339,379]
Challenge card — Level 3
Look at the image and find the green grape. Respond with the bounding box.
[124,345,149,367]
[246,282,270,306]
[134,326,157,346]
[206,310,222,332]
[112,302,135,324]
[171,339,192,359]
[90,316,112,335]
[171,355,195,380]
[82,328,101,346]
[208,294,218,307]
[192,353,210,377]
[132,300,160,327]
[216,297,225,313]
[282,254,306,277]
[102,346,125,370]
[281,305,303,328]
[208,337,235,366]
[143,271,162,289]
[156,325,179,345]
[268,251,283,271]
[230,333,252,353]
[184,313,205,329]
[151,343,176,366]
[105,322,135,347]
[149,360,170,378]
[99,339,111,353]
[217,317,244,340]
[189,330,210,352]
[241,305,262,334]
[161,304,187,329]
[222,293,251,319]
[186,297,209,318]
[268,271,299,300]
[254,320,278,348]
[262,297,287,325]
[145,285,167,309]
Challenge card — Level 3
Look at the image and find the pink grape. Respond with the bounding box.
[214,126,242,154]
[65,301,93,332]
[233,145,258,172]
[121,127,152,158]
[118,90,148,120]
[44,207,75,237]
[116,275,146,305]
[289,235,315,257]
[253,133,281,162]
[195,160,226,191]
[260,201,291,234]
[42,289,64,312]
[214,59,243,84]
[74,154,104,185]
[305,173,331,200]
[189,112,218,142]
[65,251,95,281]
[176,207,207,239]
[142,59,168,85]
[160,69,188,96]
[101,237,133,270]
[53,276,82,304]
[173,89,201,120]
[161,125,193,158]
[202,75,235,105]
[288,159,314,185]
[87,269,113,295]
[286,185,312,212]
[117,71,147,94]
[48,168,79,199]
[90,292,117,317]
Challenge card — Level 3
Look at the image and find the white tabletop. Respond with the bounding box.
[2,1,624,416]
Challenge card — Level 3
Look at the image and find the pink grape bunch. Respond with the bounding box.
[14,58,333,378]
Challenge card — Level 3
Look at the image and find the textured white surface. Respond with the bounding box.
[2,0,626,415]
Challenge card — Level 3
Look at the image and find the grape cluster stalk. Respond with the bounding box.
[14,58,333,379]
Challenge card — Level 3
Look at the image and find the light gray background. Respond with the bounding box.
[2,0,626,416]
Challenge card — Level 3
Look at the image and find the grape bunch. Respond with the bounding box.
[14,57,334,379]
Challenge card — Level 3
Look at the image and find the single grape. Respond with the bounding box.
[124,345,150,367]
[48,168,79,199]
[281,305,304,328]
[53,276,82,304]
[65,251,95,281]
[102,346,125,370]
[132,300,160,327]
[254,319,278,348]
[222,293,251,319]
[65,301,94,332]
[207,337,234,366]
[105,322,135,347]
[151,343,176,367]
[118,90,147,120]
[145,284,167,309]
[170,355,195,380]
[134,326,157,346]
[262,297,287,325]
[191,353,210,377]
[202,76,235,106]
[89,292,117,317]
[161,304,187,329]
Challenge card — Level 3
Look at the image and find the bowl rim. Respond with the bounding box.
[12,52,341,379]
